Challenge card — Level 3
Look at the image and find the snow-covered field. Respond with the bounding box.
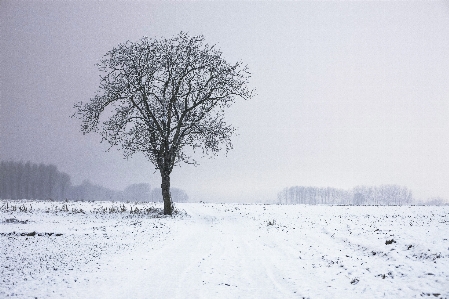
[1,200,448,299]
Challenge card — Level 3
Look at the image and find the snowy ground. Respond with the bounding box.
[1,200,448,299]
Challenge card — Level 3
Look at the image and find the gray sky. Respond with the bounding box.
[1,1,449,203]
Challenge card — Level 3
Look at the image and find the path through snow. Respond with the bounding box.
[1,201,448,298]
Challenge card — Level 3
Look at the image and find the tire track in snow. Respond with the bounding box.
[180,204,311,298]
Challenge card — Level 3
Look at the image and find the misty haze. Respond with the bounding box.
[1,1,448,298]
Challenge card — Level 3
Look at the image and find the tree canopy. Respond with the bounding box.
[74,32,254,214]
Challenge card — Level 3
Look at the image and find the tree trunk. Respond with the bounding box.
[161,172,173,215]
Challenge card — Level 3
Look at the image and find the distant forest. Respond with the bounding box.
[0,161,188,202]
[277,185,447,206]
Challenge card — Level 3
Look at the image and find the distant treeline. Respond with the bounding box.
[277,185,415,206]
[0,161,71,201]
[0,161,188,202]
[69,180,188,203]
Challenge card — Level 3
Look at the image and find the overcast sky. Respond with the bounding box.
[1,1,449,203]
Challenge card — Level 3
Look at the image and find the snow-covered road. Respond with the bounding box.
[1,201,448,298]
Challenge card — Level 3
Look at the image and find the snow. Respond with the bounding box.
[1,200,448,298]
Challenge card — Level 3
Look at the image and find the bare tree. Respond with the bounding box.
[74,32,254,215]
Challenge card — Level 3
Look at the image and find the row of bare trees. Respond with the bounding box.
[0,161,188,202]
[277,185,414,206]
[0,161,71,200]
[69,180,188,202]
